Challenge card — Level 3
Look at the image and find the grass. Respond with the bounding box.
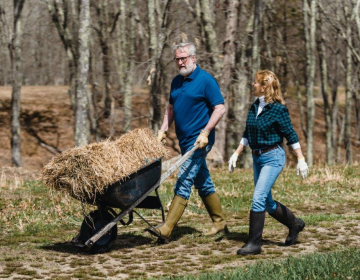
[0,165,359,279]
[163,248,360,280]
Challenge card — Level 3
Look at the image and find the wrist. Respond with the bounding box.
[201,129,210,137]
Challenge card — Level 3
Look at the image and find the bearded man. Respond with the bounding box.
[146,42,228,243]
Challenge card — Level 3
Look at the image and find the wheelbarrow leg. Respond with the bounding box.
[155,188,165,222]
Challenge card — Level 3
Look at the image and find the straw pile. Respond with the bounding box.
[42,128,167,201]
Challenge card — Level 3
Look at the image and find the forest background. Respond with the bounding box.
[0,0,360,171]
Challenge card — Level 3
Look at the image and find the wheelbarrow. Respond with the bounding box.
[71,145,198,253]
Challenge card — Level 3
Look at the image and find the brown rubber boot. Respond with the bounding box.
[201,192,228,236]
[146,195,187,242]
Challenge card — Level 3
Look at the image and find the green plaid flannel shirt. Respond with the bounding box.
[243,99,299,150]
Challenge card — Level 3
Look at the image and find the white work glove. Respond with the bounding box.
[228,152,239,173]
[157,130,167,144]
[296,158,309,179]
[194,130,209,149]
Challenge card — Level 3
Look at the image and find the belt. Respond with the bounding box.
[252,145,279,156]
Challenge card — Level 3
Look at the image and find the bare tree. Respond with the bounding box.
[92,0,120,120]
[45,0,78,108]
[344,3,353,164]
[316,9,333,164]
[74,0,90,147]
[251,0,262,78]
[199,0,224,155]
[303,0,317,166]
[0,0,25,167]
[123,0,136,133]
[234,5,254,169]
[219,0,239,158]
[199,0,221,77]
[147,0,172,131]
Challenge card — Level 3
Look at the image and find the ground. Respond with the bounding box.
[0,86,360,279]
[0,165,360,279]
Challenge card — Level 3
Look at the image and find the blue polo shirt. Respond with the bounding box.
[169,65,224,154]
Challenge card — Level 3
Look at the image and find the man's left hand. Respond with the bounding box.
[194,130,210,149]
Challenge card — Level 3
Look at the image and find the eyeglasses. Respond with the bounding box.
[173,55,191,63]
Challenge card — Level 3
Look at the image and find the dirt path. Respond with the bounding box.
[1,210,360,279]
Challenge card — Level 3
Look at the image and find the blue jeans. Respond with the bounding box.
[174,145,215,200]
[251,146,285,213]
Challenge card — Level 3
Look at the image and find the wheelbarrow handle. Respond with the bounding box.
[160,144,199,184]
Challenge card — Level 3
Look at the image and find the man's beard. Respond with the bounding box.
[179,60,195,76]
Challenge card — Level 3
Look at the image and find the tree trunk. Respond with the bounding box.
[148,0,171,131]
[199,0,221,77]
[45,0,78,109]
[303,0,317,166]
[74,0,90,147]
[263,3,274,71]
[331,33,340,163]
[235,12,254,169]
[344,11,353,164]
[123,0,136,133]
[199,0,224,155]
[251,0,262,78]
[220,0,239,159]
[317,13,333,165]
[147,0,158,130]
[9,0,25,167]
[337,114,345,163]
[117,0,126,95]
[354,88,360,143]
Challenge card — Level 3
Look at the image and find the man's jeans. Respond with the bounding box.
[251,146,285,213]
[174,145,215,200]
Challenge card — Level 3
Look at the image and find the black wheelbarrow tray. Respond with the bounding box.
[71,145,198,253]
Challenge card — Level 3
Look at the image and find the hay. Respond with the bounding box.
[42,128,168,201]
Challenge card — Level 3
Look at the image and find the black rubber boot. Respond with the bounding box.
[269,201,305,246]
[237,211,265,256]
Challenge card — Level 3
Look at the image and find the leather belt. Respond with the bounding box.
[252,145,279,156]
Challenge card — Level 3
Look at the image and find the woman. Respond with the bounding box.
[228,69,309,256]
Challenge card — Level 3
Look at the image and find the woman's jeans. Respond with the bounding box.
[251,146,286,213]
[174,145,215,200]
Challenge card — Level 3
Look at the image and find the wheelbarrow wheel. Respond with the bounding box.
[79,209,118,254]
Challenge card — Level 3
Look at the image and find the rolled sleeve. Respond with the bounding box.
[291,142,301,150]
[240,137,248,146]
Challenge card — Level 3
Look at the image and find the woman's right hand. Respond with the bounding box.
[228,152,239,173]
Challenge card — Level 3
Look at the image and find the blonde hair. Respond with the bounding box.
[256,70,285,105]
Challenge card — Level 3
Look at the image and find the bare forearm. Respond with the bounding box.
[160,105,174,131]
[204,104,226,132]
[235,144,245,155]
[293,148,304,159]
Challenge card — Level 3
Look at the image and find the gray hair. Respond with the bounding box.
[173,42,196,56]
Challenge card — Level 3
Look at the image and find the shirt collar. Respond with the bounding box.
[184,64,200,80]
[253,96,273,112]
[258,96,268,107]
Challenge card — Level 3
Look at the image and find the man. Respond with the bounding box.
[147,42,227,242]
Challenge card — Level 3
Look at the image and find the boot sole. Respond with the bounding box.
[145,228,169,243]
[203,225,230,236]
[237,249,261,256]
[285,220,305,246]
